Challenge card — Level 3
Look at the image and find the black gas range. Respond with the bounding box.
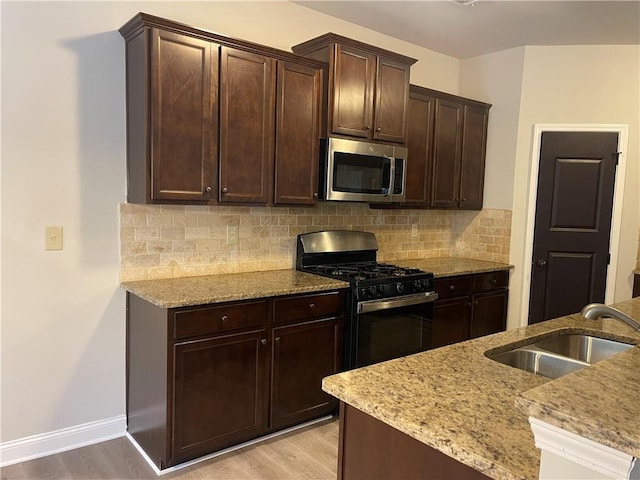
[296,230,437,369]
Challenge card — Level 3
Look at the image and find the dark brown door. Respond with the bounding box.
[273,61,322,205]
[171,330,269,463]
[529,131,618,324]
[459,105,489,210]
[431,99,463,208]
[270,317,340,429]
[373,57,410,144]
[219,47,274,203]
[150,29,217,201]
[404,90,435,206]
[332,44,375,139]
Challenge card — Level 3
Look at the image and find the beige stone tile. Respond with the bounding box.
[120,267,148,282]
[172,240,196,253]
[119,203,135,214]
[146,266,173,280]
[159,205,185,213]
[184,205,210,213]
[133,204,161,214]
[134,254,160,267]
[160,253,185,266]
[120,227,135,242]
[121,213,147,227]
[121,255,137,268]
[134,227,160,241]
[173,213,199,227]
[147,240,172,253]
[147,214,173,227]
[122,240,147,255]
[160,226,186,240]
[185,227,208,239]
[328,216,345,226]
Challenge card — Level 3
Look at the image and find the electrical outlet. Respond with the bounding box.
[226,226,238,245]
[45,226,63,250]
[411,224,418,238]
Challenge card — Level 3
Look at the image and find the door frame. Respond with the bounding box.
[520,124,629,326]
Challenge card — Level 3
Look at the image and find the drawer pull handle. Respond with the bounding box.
[491,279,497,284]
[309,303,316,309]
[260,338,267,346]
[221,315,228,322]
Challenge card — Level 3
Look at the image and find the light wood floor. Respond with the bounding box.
[1,418,339,480]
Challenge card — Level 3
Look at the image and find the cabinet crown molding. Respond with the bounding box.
[292,32,418,66]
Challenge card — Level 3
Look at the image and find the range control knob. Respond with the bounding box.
[396,283,405,294]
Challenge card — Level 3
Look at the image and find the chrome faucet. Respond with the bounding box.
[581,303,640,331]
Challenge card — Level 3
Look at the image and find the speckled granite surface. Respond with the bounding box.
[397,257,512,277]
[322,297,640,480]
[121,270,348,308]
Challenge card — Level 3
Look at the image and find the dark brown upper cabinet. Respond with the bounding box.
[407,85,491,210]
[292,33,416,145]
[119,13,324,206]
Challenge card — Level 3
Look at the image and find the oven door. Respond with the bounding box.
[350,292,437,369]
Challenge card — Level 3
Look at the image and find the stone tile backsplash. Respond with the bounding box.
[119,203,512,282]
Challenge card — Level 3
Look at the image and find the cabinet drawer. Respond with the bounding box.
[173,300,267,340]
[434,276,472,300]
[273,291,344,326]
[473,270,509,293]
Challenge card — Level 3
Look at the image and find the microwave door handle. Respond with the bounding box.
[385,156,394,196]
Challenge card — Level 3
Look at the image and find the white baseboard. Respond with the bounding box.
[0,415,126,467]
[128,415,334,476]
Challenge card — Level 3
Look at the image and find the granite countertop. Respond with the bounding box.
[322,297,640,480]
[120,257,510,308]
[397,257,513,277]
[121,269,349,308]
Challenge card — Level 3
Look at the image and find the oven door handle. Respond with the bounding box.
[357,292,438,313]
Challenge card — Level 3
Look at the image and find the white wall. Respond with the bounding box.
[510,45,640,328]
[459,47,526,210]
[0,1,460,450]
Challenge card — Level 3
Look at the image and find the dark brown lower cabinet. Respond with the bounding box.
[172,330,270,463]
[338,403,490,480]
[127,289,345,469]
[433,270,509,347]
[271,317,341,429]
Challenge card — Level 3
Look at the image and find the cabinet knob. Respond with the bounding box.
[365,125,371,130]
[536,259,547,267]
[449,285,455,291]
[462,197,467,202]
[260,338,267,346]
[309,303,316,309]
[221,315,228,322]
[455,198,460,203]
[376,127,381,132]
[205,186,213,193]
[275,337,281,343]
[313,192,318,199]
[491,279,497,284]
[222,187,229,193]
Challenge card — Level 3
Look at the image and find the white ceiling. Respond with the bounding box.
[294,1,640,59]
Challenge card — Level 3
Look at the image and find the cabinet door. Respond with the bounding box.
[470,290,508,339]
[405,92,435,206]
[219,48,275,203]
[373,57,410,144]
[150,29,217,201]
[432,297,472,348]
[271,317,341,429]
[331,44,375,139]
[274,61,322,205]
[431,99,463,208]
[171,330,269,463]
[460,105,489,210]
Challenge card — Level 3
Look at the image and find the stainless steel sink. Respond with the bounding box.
[487,333,634,379]
[532,334,633,364]
[489,348,588,379]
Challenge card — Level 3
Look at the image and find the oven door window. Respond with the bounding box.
[333,152,391,194]
[356,303,432,368]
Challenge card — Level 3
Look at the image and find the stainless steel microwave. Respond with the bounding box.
[320,137,407,203]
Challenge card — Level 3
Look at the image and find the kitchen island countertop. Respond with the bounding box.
[322,297,640,480]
